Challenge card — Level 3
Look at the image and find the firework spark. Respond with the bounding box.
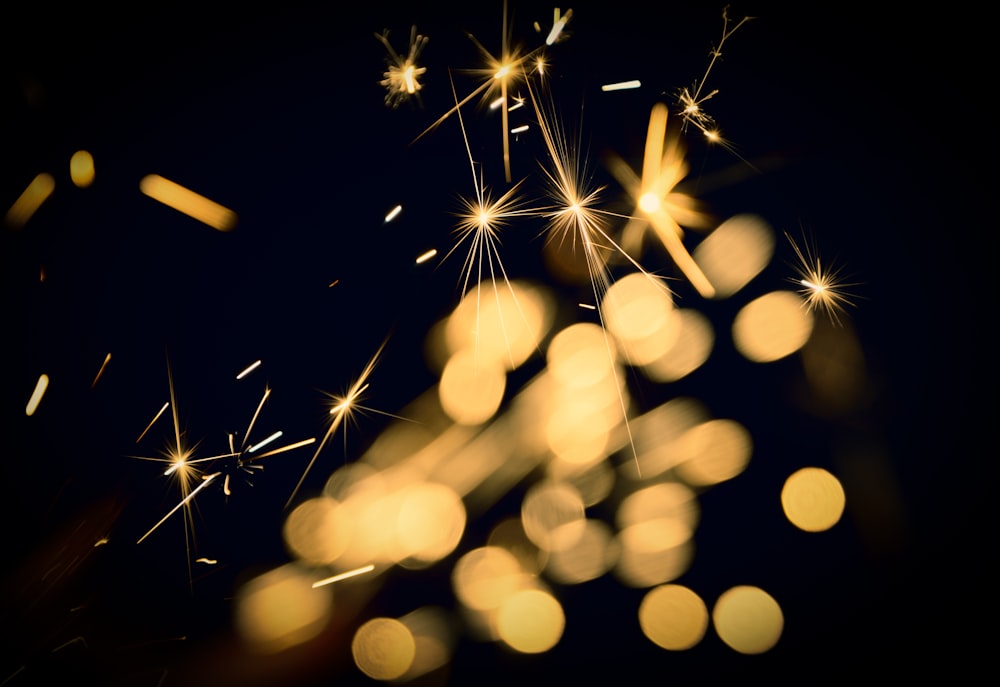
[785,231,859,325]
[375,26,429,108]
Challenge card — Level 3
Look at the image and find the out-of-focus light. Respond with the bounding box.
[352,617,416,680]
[639,584,709,650]
[732,290,814,363]
[283,496,350,565]
[25,373,49,416]
[781,467,846,532]
[641,308,714,383]
[495,588,565,653]
[5,173,55,229]
[384,204,403,222]
[712,585,784,654]
[673,419,753,487]
[692,213,775,299]
[452,546,530,612]
[234,564,333,654]
[70,150,95,187]
[438,349,506,425]
[139,174,237,231]
[520,480,587,552]
[543,518,617,584]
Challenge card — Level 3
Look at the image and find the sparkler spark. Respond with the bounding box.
[25,373,49,416]
[312,564,377,588]
[90,353,112,389]
[375,26,429,108]
[785,231,859,325]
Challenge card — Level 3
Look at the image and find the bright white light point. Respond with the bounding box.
[25,374,49,416]
[704,130,720,142]
[196,557,218,565]
[403,66,417,93]
[509,100,525,112]
[489,96,505,110]
[236,360,262,380]
[601,80,641,91]
[248,431,283,453]
[494,65,511,80]
[579,303,596,310]
[385,205,403,223]
[638,192,661,213]
[416,248,438,264]
[312,564,376,588]
[511,125,529,134]
[801,279,825,292]
[164,460,184,476]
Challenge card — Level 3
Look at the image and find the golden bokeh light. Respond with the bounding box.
[25,373,49,416]
[495,588,565,654]
[520,480,587,552]
[600,271,678,367]
[614,520,694,588]
[439,348,507,426]
[616,482,700,532]
[452,546,530,612]
[282,496,351,565]
[732,290,814,363]
[394,481,466,566]
[638,584,709,650]
[628,397,709,480]
[233,563,333,654]
[138,173,237,231]
[712,585,784,654]
[641,308,715,383]
[69,149,95,187]
[351,617,417,681]
[546,322,620,390]
[5,172,55,229]
[673,418,753,487]
[692,213,774,299]
[395,606,457,682]
[543,518,618,584]
[781,466,846,532]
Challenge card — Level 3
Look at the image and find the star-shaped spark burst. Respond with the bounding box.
[375,25,429,108]
[606,101,717,299]
[412,0,549,183]
[785,231,859,326]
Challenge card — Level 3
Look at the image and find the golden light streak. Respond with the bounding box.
[328,279,340,287]
[312,564,376,588]
[606,102,715,298]
[5,173,55,229]
[601,80,641,91]
[384,204,403,222]
[415,248,437,264]
[139,174,237,231]
[545,8,573,45]
[90,353,112,389]
[136,402,169,443]
[136,472,220,544]
[25,374,49,416]
[69,150,95,187]
[236,359,261,380]
[248,431,282,454]
[249,437,316,461]
[94,538,109,547]
[242,387,271,450]
[196,557,218,565]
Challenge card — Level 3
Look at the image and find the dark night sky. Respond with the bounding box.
[1,3,993,686]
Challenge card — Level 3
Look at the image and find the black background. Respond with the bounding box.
[1,2,992,685]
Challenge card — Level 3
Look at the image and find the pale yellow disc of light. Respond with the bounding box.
[712,585,784,654]
[521,480,587,552]
[438,348,506,425]
[781,467,846,532]
[544,518,618,585]
[692,213,775,299]
[452,546,528,611]
[282,496,351,565]
[673,419,753,487]
[641,308,714,383]
[234,564,333,654]
[546,322,617,389]
[600,271,677,366]
[352,617,416,680]
[394,481,466,564]
[495,588,565,654]
[70,150,95,188]
[732,290,814,363]
[638,584,709,650]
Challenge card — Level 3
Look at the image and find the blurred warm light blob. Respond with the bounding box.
[496,588,565,654]
[713,586,784,654]
[545,390,618,467]
[547,322,619,389]
[25,373,49,416]
[781,467,846,532]
[673,419,753,487]
[5,173,55,229]
[732,290,814,363]
[628,397,709,480]
[488,518,546,575]
[799,318,870,417]
[139,174,237,231]
[548,456,615,507]
[439,348,507,425]
[70,150,95,187]
[352,617,416,681]
[693,214,774,299]
[544,518,617,584]
[444,280,552,370]
[283,496,351,565]
[234,563,333,654]
[396,606,457,682]
[642,308,714,383]
[395,481,466,566]
[520,480,587,552]
[614,523,694,587]
[617,482,700,532]
[601,272,679,366]
[320,464,392,568]
[453,546,530,612]
[639,584,709,650]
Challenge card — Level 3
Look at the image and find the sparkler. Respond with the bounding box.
[785,230,859,325]
[375,26,429,108]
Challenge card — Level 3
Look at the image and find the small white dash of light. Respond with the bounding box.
[601,80,641,92]
[236,360,262,380]
[384,204,403,223]
[416,248,438,264]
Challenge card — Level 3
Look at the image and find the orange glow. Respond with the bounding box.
[139,174,237,231]
[70,150,95,187]
[5,173,55,229]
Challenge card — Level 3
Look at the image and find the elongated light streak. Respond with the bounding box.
[578,303,596,310]
[416,248,438,264]
[25,374,49,416]
[312,564,376,588]
[546,8,573,45]
[139,174,237,231]
[384,204,403,223]
[247,437,316,460]
[90,353,112,389]
[601,80,641,91]
[243,387,271,449]
[510,124,529,134]
[236,360,261,380]
[137,402,169,443]
[248,431,282,454]
[5,173,55,229]
[137,472,220,544]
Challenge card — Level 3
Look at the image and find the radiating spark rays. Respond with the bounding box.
[375,26,429,108]
[677,8,753,137]
[312,564,376,588]
[785,231,859,325]
[242,387,271,451]
[285,340,391,508]
[606,102,716,298]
